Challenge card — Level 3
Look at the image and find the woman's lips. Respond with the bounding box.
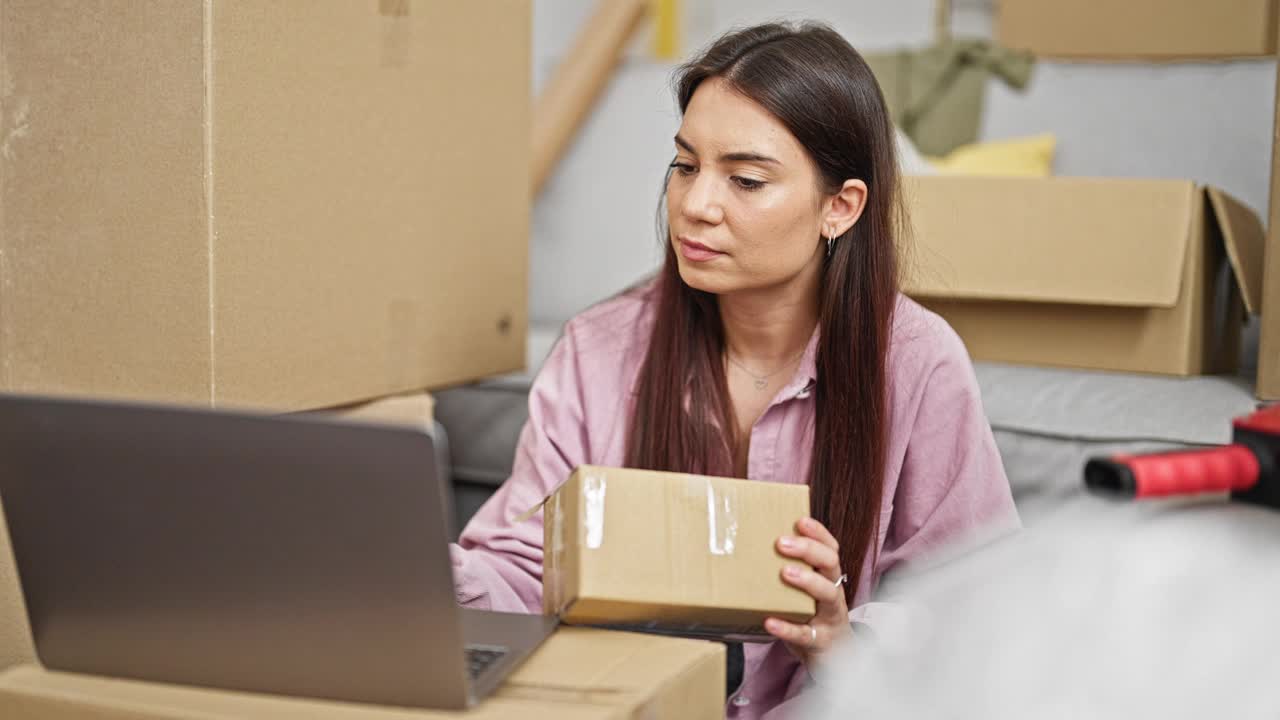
[678,237,725,262]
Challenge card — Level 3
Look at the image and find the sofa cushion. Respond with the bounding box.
[975,362,1260,521]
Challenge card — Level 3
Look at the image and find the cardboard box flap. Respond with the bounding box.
[904,176,1197,309]
[1206,187,1266,314]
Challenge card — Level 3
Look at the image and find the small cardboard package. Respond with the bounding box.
[997,0,1278,59]
[543,466,815,641]
[0,627,725,719]
[0,1,529,411]
[904,176,1265,376]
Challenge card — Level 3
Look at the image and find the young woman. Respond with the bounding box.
[450,22,1018,719]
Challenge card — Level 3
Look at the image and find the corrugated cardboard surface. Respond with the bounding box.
[1259,54,1280,400]
[0,1,212,405]
[903,176,1263,376]
[0,501,34,673]
[0,628,726,719]
[0,1,529,411]
[544,466,815,640]
[997,0,1278,59]
[906,177,1194,307]
[310,392,436,433]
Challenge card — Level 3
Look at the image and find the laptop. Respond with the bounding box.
[0,392,556,710]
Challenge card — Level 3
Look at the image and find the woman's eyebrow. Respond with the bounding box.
[721,151,779,164]
[674,134,780,165]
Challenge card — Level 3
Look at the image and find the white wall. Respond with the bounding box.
[981,61,1276,216]
[529,61,676,328]
[529,0,1277,332]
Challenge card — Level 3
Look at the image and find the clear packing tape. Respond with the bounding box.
[519,470,742,552]
[707,480,738,556]
[538,471,740,552]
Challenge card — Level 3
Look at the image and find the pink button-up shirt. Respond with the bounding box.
[450,281,1019,719]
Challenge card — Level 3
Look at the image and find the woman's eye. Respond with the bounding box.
[669,161,697,176]
[732,176,765,191]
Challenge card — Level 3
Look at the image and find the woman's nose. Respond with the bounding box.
[678,173,724,225]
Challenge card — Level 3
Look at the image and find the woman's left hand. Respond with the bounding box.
[764,516,851,668]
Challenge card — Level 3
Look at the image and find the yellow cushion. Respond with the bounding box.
[927,133,1057,177]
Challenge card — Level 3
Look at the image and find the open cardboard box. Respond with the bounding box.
[903,175,1265,377]
[997,0,1278,60]
[543,466,815,641]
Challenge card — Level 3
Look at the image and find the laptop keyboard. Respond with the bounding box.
[465,645,508,680]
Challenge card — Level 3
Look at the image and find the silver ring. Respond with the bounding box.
[808,624,818,647]
[834,573,848,588]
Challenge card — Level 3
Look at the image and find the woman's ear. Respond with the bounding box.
[822,179,868,237]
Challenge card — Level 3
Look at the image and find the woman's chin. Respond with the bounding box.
[676,262,736,295]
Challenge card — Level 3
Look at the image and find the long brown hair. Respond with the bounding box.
[625,22,902,604]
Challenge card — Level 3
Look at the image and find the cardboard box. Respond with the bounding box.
[903,176,1265,376]
[0,627,725,719]
[1259,50,1280,400]
[543,466,815,641]
[0,503,34,673]
[0,1,530,412]
[309,392,436,433]
[997,0,1278,59]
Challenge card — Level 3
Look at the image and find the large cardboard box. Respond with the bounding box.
[997,0,1278,59]
[544,466,815,640]
[0,628,725,719]
[1259,51,1280,401]
[904,176,1265,376]
[0,1,529,411]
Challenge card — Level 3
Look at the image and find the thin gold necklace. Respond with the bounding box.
[725,348,807,390]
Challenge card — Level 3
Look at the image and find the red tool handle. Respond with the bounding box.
[1085,444,1261,498]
